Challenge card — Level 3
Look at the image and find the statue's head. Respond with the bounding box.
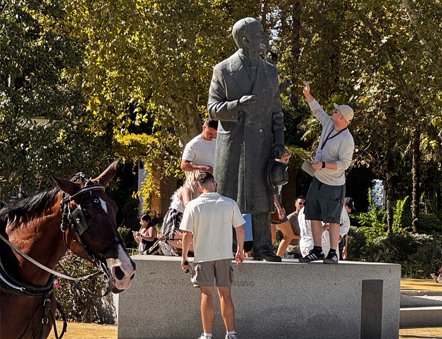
[232,17,267,53]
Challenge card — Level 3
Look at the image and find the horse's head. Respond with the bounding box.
[52,161,135,293]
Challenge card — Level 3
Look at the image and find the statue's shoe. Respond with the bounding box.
[262,254,282,262]
[253,252,282,262]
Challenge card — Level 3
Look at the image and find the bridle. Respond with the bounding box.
[59,177,124,285]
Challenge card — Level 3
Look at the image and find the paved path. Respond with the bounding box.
[400,279,442,338]
[401,278,442,293]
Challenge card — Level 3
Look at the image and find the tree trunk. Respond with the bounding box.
[385,171,394,235]
[288,1,302,108]
[385,140,394,234]
[411,128,420,233]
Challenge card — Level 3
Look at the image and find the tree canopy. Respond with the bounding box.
[1,0,441,231]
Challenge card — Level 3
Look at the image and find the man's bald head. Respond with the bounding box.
[232,17,262,48]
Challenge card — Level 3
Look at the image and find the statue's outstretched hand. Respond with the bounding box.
[238,95,257,112]
[273,144,285,158]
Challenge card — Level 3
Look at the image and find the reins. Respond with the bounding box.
[0,233,101,282]
[15,290,67,339]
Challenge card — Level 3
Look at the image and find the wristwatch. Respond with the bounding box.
[322,161,326,169]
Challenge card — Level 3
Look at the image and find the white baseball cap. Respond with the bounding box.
[333,103,354,123]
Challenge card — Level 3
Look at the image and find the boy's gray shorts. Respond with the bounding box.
[191,259,233,287]
[305,177,345,224]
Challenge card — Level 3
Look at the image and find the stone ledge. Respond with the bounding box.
[117,256,401,339]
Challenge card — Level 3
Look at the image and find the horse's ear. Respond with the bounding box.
[52,176,81,195]
[92,160,119,186]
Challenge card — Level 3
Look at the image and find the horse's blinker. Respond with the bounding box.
[61,186,105,236]
[70,206,89,235]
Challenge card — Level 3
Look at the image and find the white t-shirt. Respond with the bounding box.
[182,134,216,168]
[321,208,350,258]
[340,208,350,237]
[298,207,313,256]
[180,192,245,263]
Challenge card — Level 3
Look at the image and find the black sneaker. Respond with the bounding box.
[299,250,324,262]
[323,251,339,264]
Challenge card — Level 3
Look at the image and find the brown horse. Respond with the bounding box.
[0,161,136,338]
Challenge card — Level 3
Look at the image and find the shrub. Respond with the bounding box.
[418,213,442,233]
[405,234,442,278]
[347,230,442,278]
[119,225,135,248]
[353,190,387,241]
[54,251,115,324]
[346,227,368,260]
[347,190,442,277]
[364,233,418,264]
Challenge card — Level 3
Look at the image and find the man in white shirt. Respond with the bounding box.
[285,195,305,258]
[322,208,350,260]
[180,172,245,339]
[181,118,218,174]
[298,206,313,257]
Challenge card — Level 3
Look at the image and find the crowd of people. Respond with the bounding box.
[133,17,357,339]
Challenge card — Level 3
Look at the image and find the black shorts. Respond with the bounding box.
[305,177,345,224]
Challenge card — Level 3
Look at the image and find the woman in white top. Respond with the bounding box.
[159,171,199,254]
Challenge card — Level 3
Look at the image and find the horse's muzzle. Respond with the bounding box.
[106,249,136,292]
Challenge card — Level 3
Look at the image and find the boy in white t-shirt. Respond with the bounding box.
[180,172,245,339]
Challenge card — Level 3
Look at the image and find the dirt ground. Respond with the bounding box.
[49,321,442,339]
[49,321,116,339]
[49,279,442,339]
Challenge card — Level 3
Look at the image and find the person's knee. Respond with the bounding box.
[201,286,215,297]
[281,233,292,242]
[217,286,232,300]
[310,220,322,228]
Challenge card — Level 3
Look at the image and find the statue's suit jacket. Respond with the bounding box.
[208,52,284,213]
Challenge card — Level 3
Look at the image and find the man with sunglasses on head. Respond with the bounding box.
[285,196,306,258]
[300,82,355,264]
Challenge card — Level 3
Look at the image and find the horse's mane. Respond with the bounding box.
[0,188,60,230]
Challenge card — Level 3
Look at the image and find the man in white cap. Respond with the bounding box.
[300,82,355,264]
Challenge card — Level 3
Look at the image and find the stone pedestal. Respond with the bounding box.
[117,256,400,339]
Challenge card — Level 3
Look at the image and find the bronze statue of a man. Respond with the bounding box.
[208,17,284,262]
